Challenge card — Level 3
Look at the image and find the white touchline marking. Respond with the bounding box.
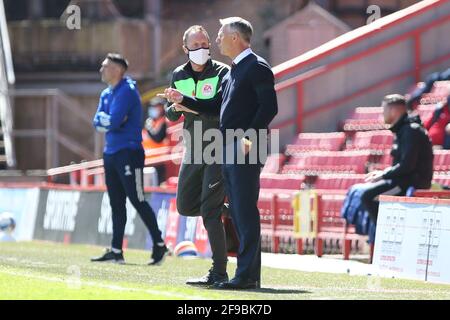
[0,267,207,300]
[2,256,448,297]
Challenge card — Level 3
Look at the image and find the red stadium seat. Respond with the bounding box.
[314,192,369,259]
[258,189,303,254]
[314,174,366,190]
[347,130,393,154]
[282,151,370,175]
[272,190,301,254]
[258,191,276,252]
[285,132,345,155]
[433,150,450,172]
[343,107,389,131]
[368,150,392,171]
[261,153,286,174]
[259,173,305,190]
[433,173,450,187]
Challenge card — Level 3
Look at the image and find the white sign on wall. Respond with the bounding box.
[44,190,81,232]
[373,196,450,284]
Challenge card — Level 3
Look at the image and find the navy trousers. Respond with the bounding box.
[103,148,163,250]
[222,141,262,282]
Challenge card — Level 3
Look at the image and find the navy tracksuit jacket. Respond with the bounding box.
[93,77,163,250]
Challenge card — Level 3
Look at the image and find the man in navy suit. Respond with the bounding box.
[212,17,278,290]
[162,17,278,290]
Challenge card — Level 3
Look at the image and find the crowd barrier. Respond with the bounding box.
[0,183,212,257]
[3,183,449,263]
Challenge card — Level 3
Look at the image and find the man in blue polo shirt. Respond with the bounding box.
[91,53,167,265]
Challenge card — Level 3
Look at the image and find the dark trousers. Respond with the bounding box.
[360,179,404,223]
[176,161,227,274]
[222,141,262,282]
[103,148,163,250]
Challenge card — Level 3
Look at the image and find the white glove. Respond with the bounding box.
[95,126,108,133]
[97,111,111,127]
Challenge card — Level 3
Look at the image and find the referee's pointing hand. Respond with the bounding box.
[157,88,183,104]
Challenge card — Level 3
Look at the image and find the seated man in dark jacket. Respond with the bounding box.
[362,94,434,223]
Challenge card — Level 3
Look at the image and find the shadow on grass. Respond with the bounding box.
[351,257,371,264]
[208,287,311,294]
[254,287,311,294]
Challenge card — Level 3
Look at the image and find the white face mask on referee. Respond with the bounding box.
[187,47,210,65]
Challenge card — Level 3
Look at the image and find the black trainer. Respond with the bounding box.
[91,248,125,264]
[186,269,229,286]
[148,243,168,265]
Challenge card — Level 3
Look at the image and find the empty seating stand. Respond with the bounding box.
[258,189,300,254]
[282,150,371,175]
[273,191,301,254]
[343,107,389,131]
[433,173,450,187]
[368,150,392,171]
[314,191,368,260]
[313,174,366,190]
[346,130,393,154]
[285,132,346,155]
[260,173,305,190]
[261,153,286,174]
[259,190,276,252]
[433,150,450,172]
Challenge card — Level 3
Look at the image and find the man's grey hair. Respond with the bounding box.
[219,17,253,43]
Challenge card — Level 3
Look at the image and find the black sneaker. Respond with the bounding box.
[148,244,168,265]
[91,248,125,264]
[186,269,229,286]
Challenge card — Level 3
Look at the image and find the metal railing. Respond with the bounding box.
[272,0,450,133]
[5,88,101,169]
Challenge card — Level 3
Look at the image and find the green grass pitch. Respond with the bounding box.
[1,241,449,300]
